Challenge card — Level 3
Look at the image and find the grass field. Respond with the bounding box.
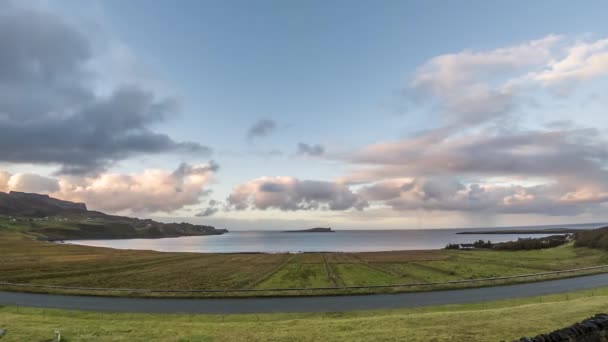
[1,287,608,341]
[2,231,608,297]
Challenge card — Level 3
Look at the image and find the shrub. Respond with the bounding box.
[574,227,608,250]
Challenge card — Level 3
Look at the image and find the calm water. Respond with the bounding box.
[68,223,605,253]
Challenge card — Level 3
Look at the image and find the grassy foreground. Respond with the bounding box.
[2,232,608,297]
[1,288,608,341]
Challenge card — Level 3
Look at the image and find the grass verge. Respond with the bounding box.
[1,287,608,341]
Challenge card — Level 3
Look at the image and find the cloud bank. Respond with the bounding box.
[227,177,368,211]
[0,162,217,214]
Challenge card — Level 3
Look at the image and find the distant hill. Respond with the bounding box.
[0,191,228,240]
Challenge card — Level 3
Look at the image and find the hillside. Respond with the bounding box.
[574,226,608,250]
[0,191,228,240]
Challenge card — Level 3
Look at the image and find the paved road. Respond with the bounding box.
[2,273,608,314]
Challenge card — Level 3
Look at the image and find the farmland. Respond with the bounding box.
[2,231,608,297]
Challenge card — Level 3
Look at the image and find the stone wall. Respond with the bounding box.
[512,314,608,342]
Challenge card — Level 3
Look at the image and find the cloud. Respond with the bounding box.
[196,207,219,217]
[222,35,608,218]
[296,142,325,156]
[247,119,276,139]
[409,35,608,126]
[6,173,60,193]
[337,123,608,216]
[196,199,220,217]
[527,38,608,86]
[349,127,608,181]
[0,162,218,214]
[0,171,10,192]
[227,177,368,211]
[335,35,608,216]
[0,3,210,175]
[358,178,606,216]
[410,35,562,125]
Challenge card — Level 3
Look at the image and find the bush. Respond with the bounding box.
[473,240,493,248]
[492,235,570,250]
[574,227,608,250]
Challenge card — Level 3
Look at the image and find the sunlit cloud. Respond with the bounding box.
[0,162,217,214]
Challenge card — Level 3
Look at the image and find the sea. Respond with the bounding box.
[67,222,606,253]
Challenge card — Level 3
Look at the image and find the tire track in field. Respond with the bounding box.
[410,262,460,277]
[245,254,296,289]
[322,253,344,286]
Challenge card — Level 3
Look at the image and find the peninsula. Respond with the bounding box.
[0,191,228,241]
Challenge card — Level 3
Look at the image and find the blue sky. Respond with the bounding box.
[2,0,608,229]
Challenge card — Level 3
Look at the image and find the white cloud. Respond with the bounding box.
[527,38,608,86]
[7,173,60,193]
[411,35,562,125]
[410,35,608,126]
[0,162,217,214]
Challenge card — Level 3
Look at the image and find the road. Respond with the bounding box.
[1,273,608,314]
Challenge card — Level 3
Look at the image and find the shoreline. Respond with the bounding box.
[457,228,589,235]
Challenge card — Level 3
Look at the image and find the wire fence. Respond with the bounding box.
[1,264,608,294]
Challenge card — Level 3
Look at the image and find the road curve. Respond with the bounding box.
[1,273,608,314]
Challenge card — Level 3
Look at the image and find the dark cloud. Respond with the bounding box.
[259,182,288,193]
[195,199,221,217]
[296,142,325,156]
[173,160,219,179]
[247,119,276,139]
[0,4,210,175]
[196,207,219,217]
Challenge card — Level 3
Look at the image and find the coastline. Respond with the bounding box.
[457,228,589,235]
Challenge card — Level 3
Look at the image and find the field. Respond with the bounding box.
[2,231,608,297]
[1,287,608,341]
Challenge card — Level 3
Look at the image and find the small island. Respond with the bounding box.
[285,227,334,233]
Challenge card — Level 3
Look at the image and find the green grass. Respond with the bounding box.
[1,287,608,341]
[2,232,608,297]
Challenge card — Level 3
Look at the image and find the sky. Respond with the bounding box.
[1,0,608,230]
